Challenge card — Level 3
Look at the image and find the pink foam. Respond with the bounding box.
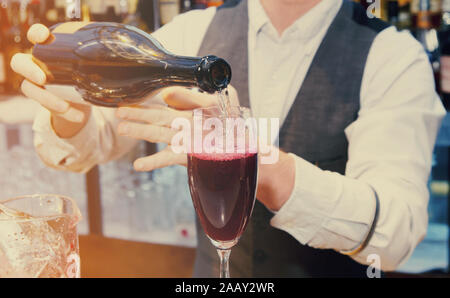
[189,152,257,161]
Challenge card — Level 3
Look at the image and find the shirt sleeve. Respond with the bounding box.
[33,105,138,173]
[32,9,217,173]
[270,26,446,271]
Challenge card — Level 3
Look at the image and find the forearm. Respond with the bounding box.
[267,154,429,271]
[33,106,137,173]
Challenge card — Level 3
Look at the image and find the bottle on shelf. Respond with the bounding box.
[411,0,441,92]
[159,0,180,26]
[122,0,150,32]
[180,0,192,13]
[81,0,91,22]
[89,0,125,22]
[32,22,232,107]
[26,0,42,27]
[44,0,60,27]
[387,0,400,27]
[411,0,442,28]
[398,0,412,30]
[3,0,26,94]
[192,0,207,9]
[439,0,450,109]
[206,0,223,7]
[22,0,42,49]
[65,0,82,21]
[0,0,8,95]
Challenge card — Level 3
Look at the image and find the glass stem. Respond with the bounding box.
[217,248,231,278]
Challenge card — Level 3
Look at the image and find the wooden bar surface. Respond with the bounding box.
[79,235,196,278]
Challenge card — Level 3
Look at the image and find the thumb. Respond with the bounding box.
[27,24,51,44]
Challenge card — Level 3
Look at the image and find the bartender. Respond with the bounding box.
[11,0,445,277]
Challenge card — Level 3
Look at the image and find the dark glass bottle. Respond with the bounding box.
[387,0,400,28]
[439,0,450,110]
[411,0,440,94]
[411,0,442,29]
[32,22,231,107]
[0,0,8,94]
[4,1,25,94]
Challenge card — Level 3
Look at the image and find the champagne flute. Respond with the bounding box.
[187,106,258,278]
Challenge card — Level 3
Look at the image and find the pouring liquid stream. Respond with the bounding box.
[217,88,232,117]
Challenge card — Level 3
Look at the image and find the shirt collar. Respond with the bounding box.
[248,0,343,42]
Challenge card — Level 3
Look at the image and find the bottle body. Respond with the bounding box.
[32,22,231,107]
[411,0,441,95]
[440,0,450,110]
[411,0,442,28]
[3,0,25,94]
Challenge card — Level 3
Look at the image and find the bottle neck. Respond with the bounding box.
[155,55,203,89]
[147,55,231,93]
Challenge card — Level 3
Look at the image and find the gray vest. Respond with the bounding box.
[194,0,389,277]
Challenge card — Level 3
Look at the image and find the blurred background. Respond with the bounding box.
[0,0,449,277]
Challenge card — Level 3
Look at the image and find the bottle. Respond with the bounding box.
[206,0,224,7]
[387,0,400,27]
[4,0,25,93]
[32,22,231,107]
[0,0,8,94]
[65,0,82,21]
[180,0,192,13]
[159,0,180,25]
[411,0,442,28]
[411,0,441,92]
[81,0,91,22]
[26,0,42,27]
[398,0,412,30]
[44,0,59,27]
[22,0,42,49]
[89,0,123,22]
[123,0,143,29]
[136,0,156,31]
[104,5,121,22]
[439,0,450,109]
[192,0,207,9]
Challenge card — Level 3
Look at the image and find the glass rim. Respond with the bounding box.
[0,194,82,223]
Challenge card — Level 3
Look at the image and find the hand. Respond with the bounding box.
[116,86,239,171]
[10,24,91,138]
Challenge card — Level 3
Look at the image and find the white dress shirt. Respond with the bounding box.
[32,0,446,270]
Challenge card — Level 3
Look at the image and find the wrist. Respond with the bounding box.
[257,149,295,211]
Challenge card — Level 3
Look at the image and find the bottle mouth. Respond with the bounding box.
[197,56,232,93]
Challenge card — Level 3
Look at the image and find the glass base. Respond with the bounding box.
[208,237,238,250]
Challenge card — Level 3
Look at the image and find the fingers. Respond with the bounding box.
[134,147,187,171]
[161,87,218,110]
[10,53,46,85]
[27,24,51,44]
[21,80,85,123]
[116,105,191,127]
[117,121,178,144]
